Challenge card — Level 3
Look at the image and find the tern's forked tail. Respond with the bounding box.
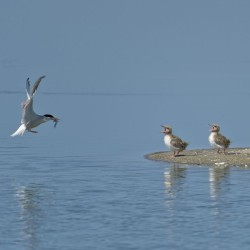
[11,124,26,137]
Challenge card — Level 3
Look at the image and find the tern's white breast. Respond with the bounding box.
[209,132,222,148]
[209,132,216,146]
[164,135,176,151]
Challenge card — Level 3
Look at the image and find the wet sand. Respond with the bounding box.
[145,148,250,167]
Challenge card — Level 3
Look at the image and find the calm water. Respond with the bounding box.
[1,92,250,250]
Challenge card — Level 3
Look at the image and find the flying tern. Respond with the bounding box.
[11,76,59,136]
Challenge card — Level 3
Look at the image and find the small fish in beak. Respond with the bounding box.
[53,117,59,128]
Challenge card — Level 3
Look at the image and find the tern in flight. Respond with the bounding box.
[11,76,59,136]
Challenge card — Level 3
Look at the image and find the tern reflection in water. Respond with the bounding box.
[16,184,50,250]
[164,164,187,198]
[209,166,230,200]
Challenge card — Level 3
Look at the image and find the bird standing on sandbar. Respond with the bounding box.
[208,124,230,154]
[11,76,59,136]
[161,125,188,157]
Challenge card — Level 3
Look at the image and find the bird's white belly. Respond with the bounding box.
[164,135,177,151]
[209,133,222,148]
[26,115,45,129]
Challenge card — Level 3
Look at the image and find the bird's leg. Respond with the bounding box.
[174,150,180,157]
[28,130,38,133]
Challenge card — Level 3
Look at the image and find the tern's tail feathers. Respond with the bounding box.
[11,124,26,137]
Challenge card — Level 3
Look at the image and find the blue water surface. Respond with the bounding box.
[0,93,250,250]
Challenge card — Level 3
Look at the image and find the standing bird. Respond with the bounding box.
[11,76,59,136]
[208,124,230,153]
[161,125,188,157]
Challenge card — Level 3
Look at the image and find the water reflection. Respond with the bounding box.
[209,166,230,201]
[209,166,230,217]
[16,184,44,250]
[164,164,231,213]
[164,164,187,198]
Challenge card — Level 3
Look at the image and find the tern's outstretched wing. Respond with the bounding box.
[21,76,45,125]
[26,78,31,99]
[21,98,35,124]
[32,75,46,96]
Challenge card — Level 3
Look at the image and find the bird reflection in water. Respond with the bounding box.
[164,164,187,205]
[209,166,230,201]
[209,166,230,218]
[16,185,44,250]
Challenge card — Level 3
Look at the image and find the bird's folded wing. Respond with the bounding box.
[214,134,230,146]
[170,136,184,148]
